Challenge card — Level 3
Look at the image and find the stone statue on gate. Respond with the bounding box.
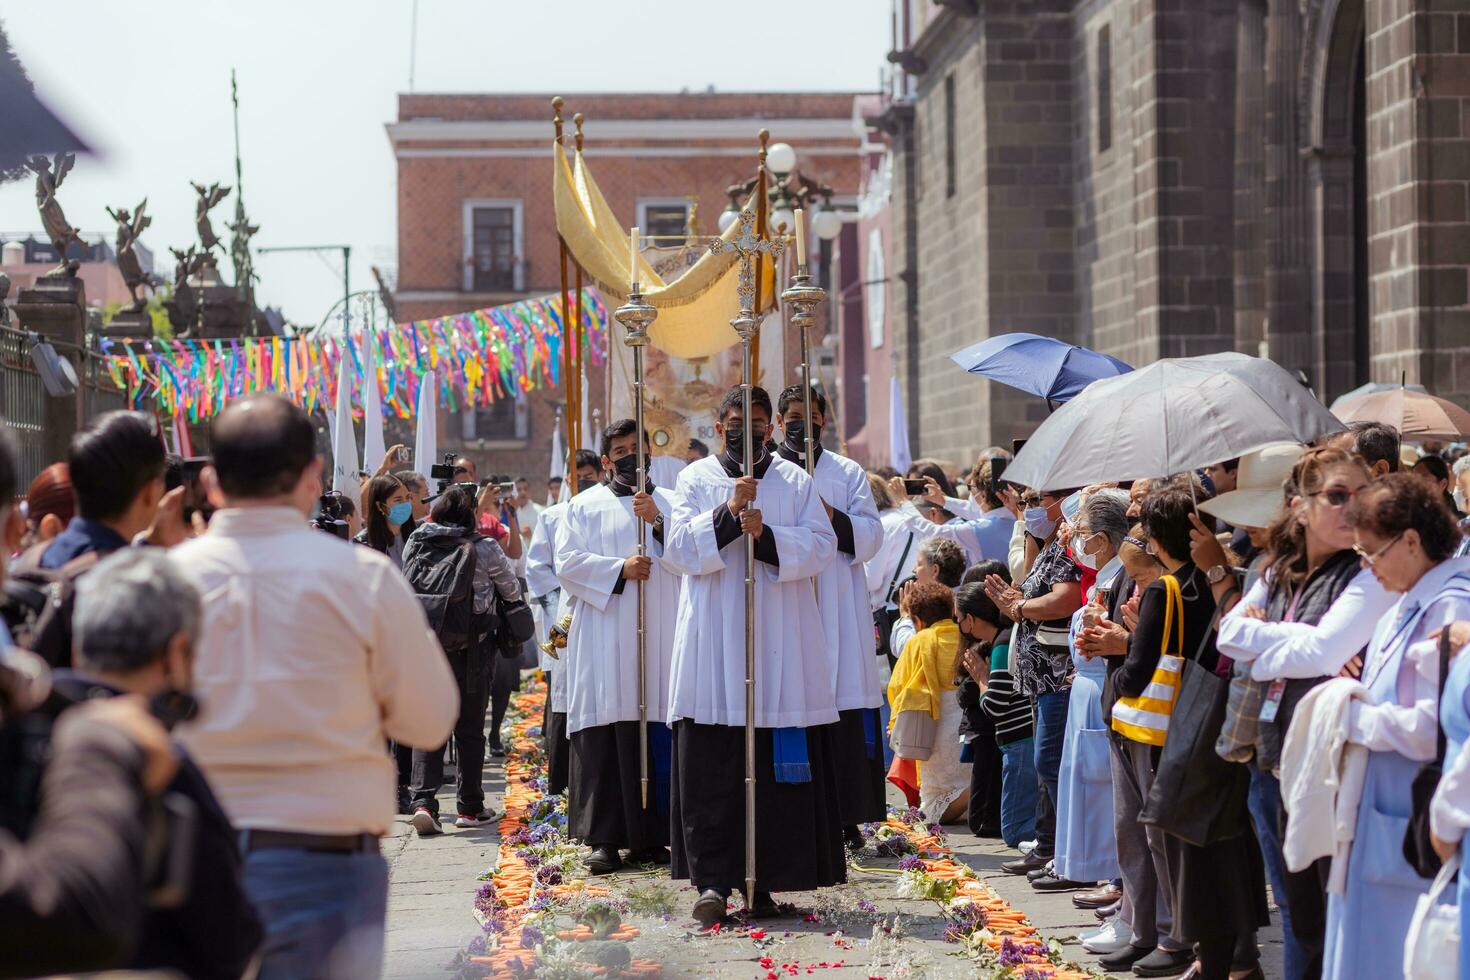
[106,199,158,311]
[167,246,208,336]
[27,153,83,277]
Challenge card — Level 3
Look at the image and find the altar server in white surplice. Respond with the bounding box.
[662,384,845,928]
[526,449,601,797]
[772,383,887,845]
[554,420,682,875]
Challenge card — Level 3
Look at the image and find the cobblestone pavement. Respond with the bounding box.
[385,755,1285,980]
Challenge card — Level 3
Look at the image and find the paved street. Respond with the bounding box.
[384,744,1286,979]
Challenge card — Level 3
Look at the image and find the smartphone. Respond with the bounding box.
[396,446,411,464]
[903,478,928,497]
[496,481,517,496]
[1011,438,1028,458]
[990,456,1007,487]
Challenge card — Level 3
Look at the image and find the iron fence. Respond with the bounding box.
[0,326,131,487]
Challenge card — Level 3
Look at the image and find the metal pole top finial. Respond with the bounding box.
[552,97,564,142]
[573,113,585,151]
[758,129,770,161]
[552,95,564,113]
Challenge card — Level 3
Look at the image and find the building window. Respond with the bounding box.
[460,394,529,445]
[944,74,956,198]
[638,199,690,247]
[1097,25,1112,154]
[461,199,523,292]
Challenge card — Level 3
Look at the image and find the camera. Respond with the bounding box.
[310,491,351,540]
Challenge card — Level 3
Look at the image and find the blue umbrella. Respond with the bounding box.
[950,332,1132,404]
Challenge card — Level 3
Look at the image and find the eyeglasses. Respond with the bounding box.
[1309,487,1362,508]
[1020,494,1043,507]
[1353,532,1403,567]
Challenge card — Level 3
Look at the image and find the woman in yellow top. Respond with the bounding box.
[887,581,966,823]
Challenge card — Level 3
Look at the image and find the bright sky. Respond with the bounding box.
[0,1,888,327]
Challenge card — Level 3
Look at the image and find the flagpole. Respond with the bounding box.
[553,97,578,495]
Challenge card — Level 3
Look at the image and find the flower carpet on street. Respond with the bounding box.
[456,679,1105,979]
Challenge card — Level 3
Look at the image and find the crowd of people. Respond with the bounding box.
[5,383,1470,980]
[870,420,1470,980]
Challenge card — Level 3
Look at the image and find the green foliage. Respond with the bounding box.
[147,285,173,339]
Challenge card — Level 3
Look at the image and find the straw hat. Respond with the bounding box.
[1198,443,1306,530]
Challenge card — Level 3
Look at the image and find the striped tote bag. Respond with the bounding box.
[1110,574,1184,747]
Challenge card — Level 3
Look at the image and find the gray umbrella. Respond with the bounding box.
[1004,351,1345,491]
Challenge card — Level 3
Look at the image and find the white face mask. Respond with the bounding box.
[1074,532,1103,570]
[1456,487,1466,513]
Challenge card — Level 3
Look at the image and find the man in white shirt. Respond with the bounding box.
[663,385,843,926]
[555,419,682,874]
[174,393,458,980]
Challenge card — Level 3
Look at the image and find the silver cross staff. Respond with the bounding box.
[708,203,785,904]
[612,235,657,811]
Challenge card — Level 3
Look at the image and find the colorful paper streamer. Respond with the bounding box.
[99,288,609,423]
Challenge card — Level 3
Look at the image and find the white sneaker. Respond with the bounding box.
[454,810,496,828]
[1081,916,1133,954]
[411,808,443,836]
[1019,839,1039,855]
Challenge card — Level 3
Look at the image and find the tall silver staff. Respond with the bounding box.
[780,209,827,483]
[709,198,784,904]
[613,226,657,809]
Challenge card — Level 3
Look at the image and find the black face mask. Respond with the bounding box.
[723,426,768,464]
[611,453,642,487]
[783,420,822,452]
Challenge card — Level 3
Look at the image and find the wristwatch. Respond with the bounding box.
[1205,564,1230,585]
[653,514,665,531]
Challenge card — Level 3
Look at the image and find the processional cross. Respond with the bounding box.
[704,197,784,906]
[708,208,785,322]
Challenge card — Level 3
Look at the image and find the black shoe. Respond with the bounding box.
[843,825,865,852]
[1000,851,1049,875]
[974,824,1004,839]
[742,889,779,918]
[396,785,412,815]
[691,889,727,928]
[1132,948,1195,977]
[1030,872,1090,892]
[1026,860,1055,882]
[625,846,670,866]
[1098,945,1155,972]
[488,739,505,758]
[587,847,623,875]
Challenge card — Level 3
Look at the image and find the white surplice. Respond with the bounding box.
[554,483,682,735]
[663,454,838,728]
[792,449,884,711]
[526,500,571,712]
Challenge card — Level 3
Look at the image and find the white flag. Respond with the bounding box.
[547,416,566,505]
[889,374,912,474]
[361,334,386,477]
[331,353,359,494]
[413,369,438,481]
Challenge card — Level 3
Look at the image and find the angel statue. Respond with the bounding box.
[191,181,232,256]
[106,200,158,310]
[28,154,83,276]
[167,246,208,336]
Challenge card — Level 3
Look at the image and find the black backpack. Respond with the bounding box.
[403,532,484,653]
[0,543,105,669]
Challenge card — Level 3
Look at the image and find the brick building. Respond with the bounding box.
[862,0,1470,472]
[385,92,862,480]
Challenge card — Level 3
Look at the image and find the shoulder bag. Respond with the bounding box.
[1140,603,1252,846]
[1403,627,1455,878]
[1110,575,1183,746]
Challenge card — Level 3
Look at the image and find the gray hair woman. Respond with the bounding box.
[1045,486,1131,894]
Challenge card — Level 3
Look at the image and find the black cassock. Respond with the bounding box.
[669,720,846,894]
[543,674,570,797]
[826,707,887,826]
[567,721,668,850]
